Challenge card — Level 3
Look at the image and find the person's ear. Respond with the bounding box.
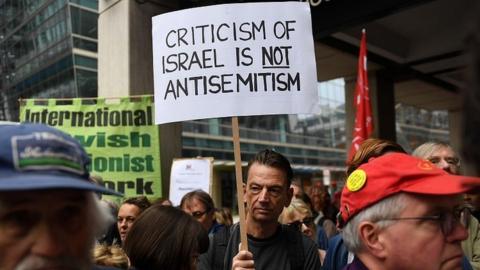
[358,221,388,259]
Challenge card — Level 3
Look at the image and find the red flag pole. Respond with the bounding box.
[347,29,373,162]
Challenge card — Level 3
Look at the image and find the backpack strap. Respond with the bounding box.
[212,223,240,270]
[212,225,231,270]
[283,225,305,270]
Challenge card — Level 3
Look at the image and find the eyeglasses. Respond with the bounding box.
[191,210,208,219]
[287,217,315,231]
[428,156,460,167]
[379,206,467,236]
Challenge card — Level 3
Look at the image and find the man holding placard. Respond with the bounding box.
[199,149,321,270]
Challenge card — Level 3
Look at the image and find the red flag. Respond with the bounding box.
[347,29,373,162]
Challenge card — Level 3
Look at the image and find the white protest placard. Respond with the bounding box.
[152,2,318,124]
[169,157,213,206]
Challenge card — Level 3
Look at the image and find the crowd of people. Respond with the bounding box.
[2,122,480,270]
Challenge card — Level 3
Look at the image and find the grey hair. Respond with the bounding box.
[342,193,408,253]
[412,142,456,160]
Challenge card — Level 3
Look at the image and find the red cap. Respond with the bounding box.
[339,153,480,227]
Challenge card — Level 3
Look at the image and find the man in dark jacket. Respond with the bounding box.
[199,149,321,270]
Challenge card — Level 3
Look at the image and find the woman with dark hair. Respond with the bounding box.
[124,205,209,270]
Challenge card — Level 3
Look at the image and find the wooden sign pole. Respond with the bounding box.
[231,116,248,251]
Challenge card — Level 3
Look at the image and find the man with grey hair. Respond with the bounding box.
[412,141,461,175]
[338,153,479,270]
[0,123,121,270]
[413,141,480,270]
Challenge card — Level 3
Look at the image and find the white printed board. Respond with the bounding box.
[169,157,213,206]
[152,2,318,124]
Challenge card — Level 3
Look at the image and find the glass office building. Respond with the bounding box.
[181,78,450,211]
[182,79,348,211]
[396,104,450,152]
[0,0,98,120]
[183,79,347,169]
[182,78,450,170]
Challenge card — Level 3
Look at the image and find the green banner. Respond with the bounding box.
[19,96,161,202]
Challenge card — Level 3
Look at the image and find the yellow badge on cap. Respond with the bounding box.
[346,169,367,192]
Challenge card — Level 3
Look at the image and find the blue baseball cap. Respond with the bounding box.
[0,122,121,196]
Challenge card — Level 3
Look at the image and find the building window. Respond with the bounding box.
[70,0,98,10]
[73,36,97,51]
[76,68,97,97]
[70,6,97,39]
[74,54,97,69]
[395,104,450,152]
